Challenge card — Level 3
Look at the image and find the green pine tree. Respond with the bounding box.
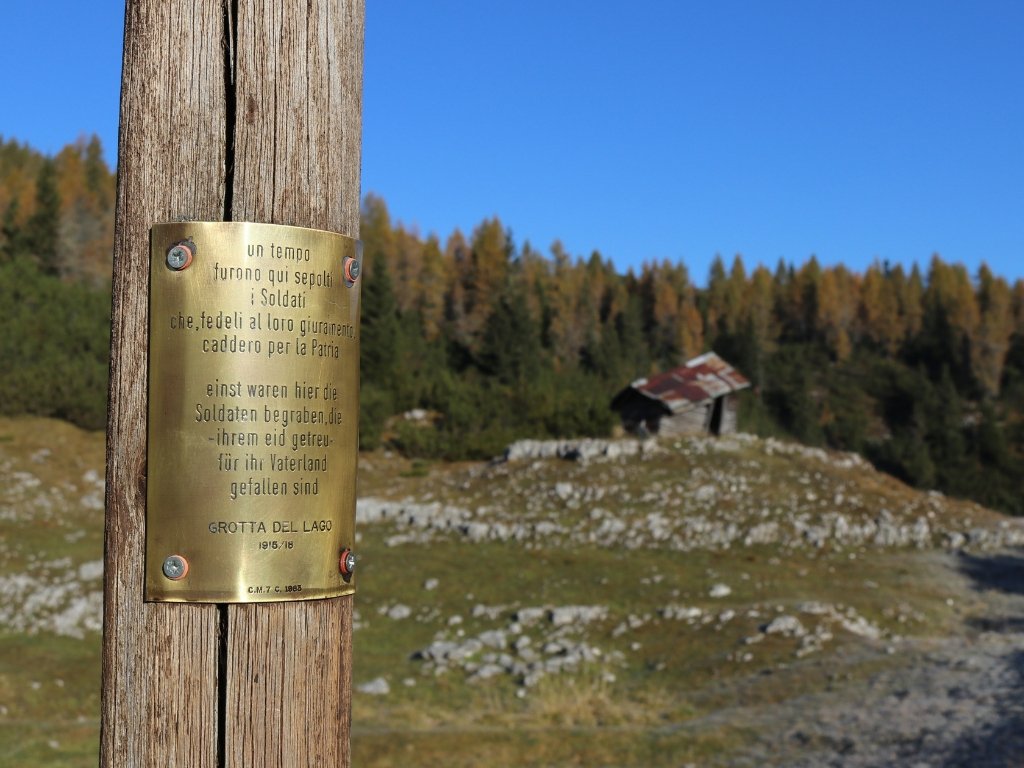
[358,255,402,448]
[26,159,61,275]
[1,199,23,261]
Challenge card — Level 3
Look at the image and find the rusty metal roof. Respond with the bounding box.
[627,352,750,414]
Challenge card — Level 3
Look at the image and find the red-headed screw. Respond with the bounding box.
[339,549,356,578]
[343,257,360,284]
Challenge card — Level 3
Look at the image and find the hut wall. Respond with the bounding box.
[615,390,745,437]
[661,402,712,436]
[720,394,740,434]
[661,395,741,436]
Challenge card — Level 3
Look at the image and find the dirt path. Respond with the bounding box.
[720,548,1024,767]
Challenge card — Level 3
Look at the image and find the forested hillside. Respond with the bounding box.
[359,195,1024,513]
[0,137,113,429]
[2,138,1022,513]
[1,135,114,283]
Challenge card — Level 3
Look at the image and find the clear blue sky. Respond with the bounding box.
[2,1,1021,284]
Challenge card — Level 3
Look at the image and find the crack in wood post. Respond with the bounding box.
[218,7,239,766]
[218,604,229,768]
[223,0,239,221]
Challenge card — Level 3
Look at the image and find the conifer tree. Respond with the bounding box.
[547,241,587,368]
[479,280,541,387]
[616,287,650,379]
[641,260,696,366]
[816,266,858,361]
[724,255,748,335]
[358,253,402,448]
[900,264,925,341]
[416,234,448,341]
[25,159,60,275]
[1013,279,1024,334]
[360,253,401,386]
[974,264,1014,397]
[742,265,778,388]
[360,194,397,277]
[84,135,109,201]
[704,254,729,345]
[517,241,550,335]
[443,228,471,359]
[0,199,23,261]
[795,256,822,342]
[921,256,979,392]
[860,262,903,355]
[461,218,510,351]
[926,366,969,489]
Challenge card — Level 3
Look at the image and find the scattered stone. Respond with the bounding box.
[478,629,507,649]
[502,438,644,463]
[77,560,103,581]
[515,607,547,625]
[554,482,575,501]
[763,615,807,638]
[356,434,1024,555]
[357,677,390,695]
[694,484,717,502]
[386,604,412,620]
[549,605,608,626]
[471,664,505,681]
[472,604,509,620]
[662,605,703,621]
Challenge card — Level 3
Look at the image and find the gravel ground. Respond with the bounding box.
[698,548,1024,767]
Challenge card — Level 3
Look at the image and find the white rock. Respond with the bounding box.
[762,615,807,638]
[661,605,702,621]
[386,604,412,620]
[77,560,104,581]
[694,485,717,503]
[549,605,608,626]
[554,482,575,501]
[357,677,390,695]
[478,629,507,649]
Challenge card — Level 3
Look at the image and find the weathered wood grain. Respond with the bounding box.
[226,2,361,765]
[232,0,363,230]
[102,2,226,764]
[103,1,363,765]
[225,601,354,766]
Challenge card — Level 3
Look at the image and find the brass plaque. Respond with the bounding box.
[146,222,360,603]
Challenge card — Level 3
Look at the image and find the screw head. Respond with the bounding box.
[167,240,195,270]
[344,257,361,283]
[162,554,189,580]
[340,549,356,577]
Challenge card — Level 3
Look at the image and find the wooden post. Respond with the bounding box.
[101,2,364,765]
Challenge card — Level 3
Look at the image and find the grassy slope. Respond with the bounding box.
[0,418,104,766]
[350,438,1018,766]
[0,417,1019,766]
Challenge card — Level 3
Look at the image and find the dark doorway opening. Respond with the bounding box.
[709,397,724,435]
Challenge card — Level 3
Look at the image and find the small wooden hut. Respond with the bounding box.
[611,352,750,437]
